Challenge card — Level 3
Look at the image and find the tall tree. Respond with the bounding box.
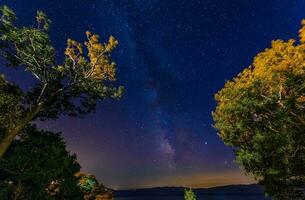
[0,5,124,157]
[213,20,305,199]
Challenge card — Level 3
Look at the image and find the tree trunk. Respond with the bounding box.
[0,104,42,158]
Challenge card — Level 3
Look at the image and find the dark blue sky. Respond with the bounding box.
[2,0,305,189]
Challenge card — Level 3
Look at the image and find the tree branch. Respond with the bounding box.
[36,82,47,104]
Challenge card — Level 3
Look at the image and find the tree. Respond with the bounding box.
[213,20,305,199]
[0,5,124,157]
[184,188,197,200]
[0,125,83,200]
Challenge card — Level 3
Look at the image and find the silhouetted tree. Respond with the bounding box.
[0,75,23,141]
[0,125,83,200]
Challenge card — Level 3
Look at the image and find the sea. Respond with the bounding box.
[114,185,272,200]
[116,195,270,200]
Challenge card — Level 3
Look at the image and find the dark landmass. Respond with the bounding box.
[114,184,267,197]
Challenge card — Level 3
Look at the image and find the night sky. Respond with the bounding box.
[2,0,305,190]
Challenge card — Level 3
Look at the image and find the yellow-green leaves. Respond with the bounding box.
[213,20,305,199]
[64,32,119,81]
[0,5,16,26]
[0,5,124,159]
[85,31,118,80]
[299,19,305,43]
[65,39,84,63]
[36,11,51,31]
[0,5,123,115]
[184,188,197,200]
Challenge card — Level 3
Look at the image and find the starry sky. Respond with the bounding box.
[2,0,305,190]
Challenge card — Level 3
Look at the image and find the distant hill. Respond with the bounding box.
[114,184,267,197]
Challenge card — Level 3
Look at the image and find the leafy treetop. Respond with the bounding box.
[0,5,124,157]
[213,20,305,199]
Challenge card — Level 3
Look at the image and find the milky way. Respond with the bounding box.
[2,0,305,189]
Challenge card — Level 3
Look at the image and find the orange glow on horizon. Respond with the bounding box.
[112,171,255,190]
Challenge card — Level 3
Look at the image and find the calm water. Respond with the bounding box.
[116,195,270,200]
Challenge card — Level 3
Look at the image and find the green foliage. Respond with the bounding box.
[0,75,23,139]
[78,174,98,192]
[0,5,123,119]
[213,20,305,199]
[0,125,83,200]
[184,188,197,200]
[76,173,114,200]
[0,5,121,199]
[36,11,51,31]
[0,5,124,156]
[0,5,16,28]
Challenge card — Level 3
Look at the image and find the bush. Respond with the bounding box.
[184,188,197,200]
